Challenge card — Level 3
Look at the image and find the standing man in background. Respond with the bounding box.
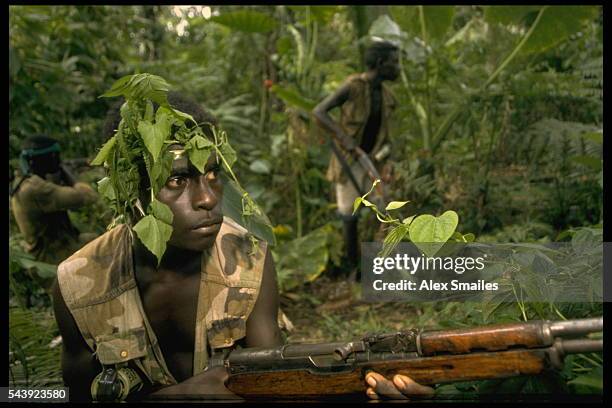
[313,39,400,280]
[10,135,98,290]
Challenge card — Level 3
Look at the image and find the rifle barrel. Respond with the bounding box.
[549,317,603,337]
[558,338,603,354]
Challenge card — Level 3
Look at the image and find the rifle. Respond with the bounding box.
[329,138,388,206]
[210,317,602,398]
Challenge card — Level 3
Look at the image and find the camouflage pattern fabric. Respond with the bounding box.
[57,217,268,385]
[325,73,397,183]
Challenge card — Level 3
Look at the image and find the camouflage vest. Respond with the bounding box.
[326,73,397,183]
[56,217,267,385]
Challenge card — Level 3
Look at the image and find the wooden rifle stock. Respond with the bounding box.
[214,317,603,398]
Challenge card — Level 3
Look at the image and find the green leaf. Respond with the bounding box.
[220,174,276,246]
[144,101,154,122]
[420,6,455,42]
[352,197,363,215]
[522,6,598,54]
[409,210,459,257]
[402,215,415,225]
[219,141,237,170]
[380,224,410,258]
[100,74,134,98]
[130,74,170,106]
[194,135,214,149]
[97,177,116,200]
[138,109,173,162]
[150,199,174,225]
[361,199,378,212]
[101,73,170,107]
[17,258,57,279]
[582,131,603,145]
[150,150,173,195]
[211,10,277,33]
[249,159,271,174]
[386,201,410,211]
[133,215,173,265]
[310,6,342,24]
[390,6,455,42]
[155,107,174,134]
[90,135,116,166]
[571,155,602,171]
[274,224,339,292]
[187,136,212,173]
[269,84,317,112]
[170,107,196,125]
[567,367,603,392]
[138,121,162,162]
[463,233,475,242]
[276,36,293,55]
[389,6,418,34]
[483,6,541,26]
[484,6,599,55]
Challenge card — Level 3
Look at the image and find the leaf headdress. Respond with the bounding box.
[93,73,270,264]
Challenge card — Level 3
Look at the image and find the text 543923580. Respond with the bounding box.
[3,388,69,402]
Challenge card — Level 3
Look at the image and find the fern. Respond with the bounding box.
[9,307,63,387]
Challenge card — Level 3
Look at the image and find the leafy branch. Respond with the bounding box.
[354,179,470,258]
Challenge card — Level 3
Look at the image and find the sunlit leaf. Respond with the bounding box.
[219,141,237,170]
[409,210,459,257]
[97,177,116,200]
[211,10,277,33]
[386,200,410,211]
[353,197,363,215]
[133,215,173,265]
[90,135,116,166]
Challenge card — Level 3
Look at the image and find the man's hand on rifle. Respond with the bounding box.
[365,371,434,400]
[148,366,242,400]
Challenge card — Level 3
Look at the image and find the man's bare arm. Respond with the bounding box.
[312,83,356,151]
[245,249,284,348]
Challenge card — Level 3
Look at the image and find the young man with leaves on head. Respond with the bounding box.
[51,74,432,402]
[313,39,400,280]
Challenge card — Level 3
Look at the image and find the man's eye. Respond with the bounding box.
[206,166,222,181]
[166,176,187,188]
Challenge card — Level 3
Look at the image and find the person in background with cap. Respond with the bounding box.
[313,40,400,281]
[10,135,98,283]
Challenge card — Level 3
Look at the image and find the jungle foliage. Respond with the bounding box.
[9,5,602,396]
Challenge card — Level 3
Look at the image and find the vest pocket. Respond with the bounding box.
[95,327,148,365]
[205,286,258,350]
